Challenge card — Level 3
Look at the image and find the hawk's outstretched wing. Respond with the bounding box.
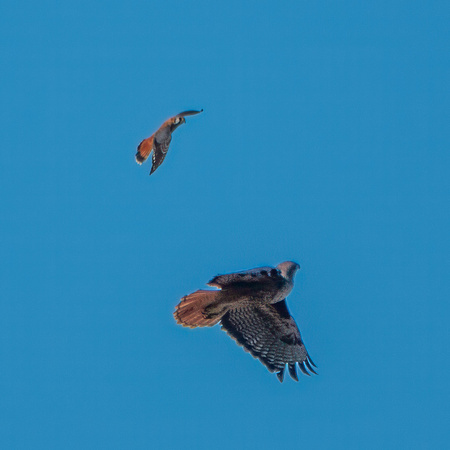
[150,135,172,175]
[220,300,317,382]
[208,266,282,288]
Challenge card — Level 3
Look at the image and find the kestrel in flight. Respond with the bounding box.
[174,261,317,382]
[135,109,203,175]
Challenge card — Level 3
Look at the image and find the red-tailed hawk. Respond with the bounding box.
[174,261,317,382]
[135,109,203,175]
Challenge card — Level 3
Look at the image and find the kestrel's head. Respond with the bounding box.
[277,261,300,281]
[173,116,186,125]
[170,109,202,132]
[169,116,186,133]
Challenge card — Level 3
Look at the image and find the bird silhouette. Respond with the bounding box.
[174,261,316,382]
[136,109,203,175]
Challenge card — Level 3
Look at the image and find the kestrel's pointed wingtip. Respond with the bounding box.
[177,109,203,117]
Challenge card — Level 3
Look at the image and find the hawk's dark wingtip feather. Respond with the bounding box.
[305,359,317,375]
[288,363,299,381]
[307,355,317,368]
[277,369,285,383]
[298,362,311,376]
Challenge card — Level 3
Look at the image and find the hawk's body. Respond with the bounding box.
[174,261,316,382]
[136,109,203,175]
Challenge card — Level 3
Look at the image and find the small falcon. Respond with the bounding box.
[135,109,203,175]
[174,261,317,382]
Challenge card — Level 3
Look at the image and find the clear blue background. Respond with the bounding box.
[1,1,449,448]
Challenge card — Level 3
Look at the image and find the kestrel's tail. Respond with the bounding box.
[174,290,221,328]
[135,135,154,164]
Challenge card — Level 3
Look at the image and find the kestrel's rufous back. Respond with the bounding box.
[136,109,203,175]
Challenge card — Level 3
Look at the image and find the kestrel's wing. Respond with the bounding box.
[207,266,282,289]
[135,135,155,164]
[149,134,172,175]
[220,300,316,382]
[175,109,203,118]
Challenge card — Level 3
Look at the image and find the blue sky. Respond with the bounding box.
[1,1,449,448]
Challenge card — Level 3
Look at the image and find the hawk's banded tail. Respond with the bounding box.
[174,290,221,328]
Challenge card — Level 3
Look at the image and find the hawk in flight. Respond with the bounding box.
[174,261,316,382]
[135,109,203,175]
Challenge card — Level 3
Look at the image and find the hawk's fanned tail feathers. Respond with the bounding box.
[174,290,221,328]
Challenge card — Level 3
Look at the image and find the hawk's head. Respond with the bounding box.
[277,261,300,281]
